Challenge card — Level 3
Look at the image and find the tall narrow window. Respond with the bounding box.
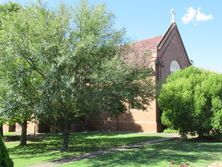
[170,60,181,73]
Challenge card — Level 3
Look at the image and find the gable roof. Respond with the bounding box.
[157,23,191,65]
[123,23,191,68]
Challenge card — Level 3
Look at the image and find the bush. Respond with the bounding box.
[0,136,13,167]
[158,67,222,137]
[163,128,178,134]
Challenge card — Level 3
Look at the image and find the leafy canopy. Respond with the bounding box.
[158,66,222,137]
[0,0,154,150]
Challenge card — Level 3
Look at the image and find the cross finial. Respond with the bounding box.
[170,8,176,23]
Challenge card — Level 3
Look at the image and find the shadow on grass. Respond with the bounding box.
[81,139,222,167]
[6,132,162,160]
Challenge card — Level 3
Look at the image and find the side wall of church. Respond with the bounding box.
[87,48,160,132]
[87,99,158,132]
[3,122,38,134]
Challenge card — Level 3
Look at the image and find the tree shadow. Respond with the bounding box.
[87,110,155,132]
[6,132,162,161]
[82,139,222,167]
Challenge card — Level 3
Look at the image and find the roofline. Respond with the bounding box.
[133,35,163,44]
[157,23,175,49]
[157,23,191,65]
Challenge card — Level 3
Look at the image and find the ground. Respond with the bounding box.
[61,140,222,167]
[5,132,165,167]
[4,132,222,167]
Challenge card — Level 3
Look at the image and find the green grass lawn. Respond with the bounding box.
[62,139,222,167]
[5,132,164,167]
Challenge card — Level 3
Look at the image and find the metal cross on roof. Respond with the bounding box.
[170,8,176,23]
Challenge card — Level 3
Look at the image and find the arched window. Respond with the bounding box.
[170,60,181,73]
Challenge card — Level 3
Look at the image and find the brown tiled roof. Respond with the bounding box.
[122,36,162,68]
[132,36,162,52]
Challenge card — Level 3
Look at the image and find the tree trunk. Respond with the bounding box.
[20,120,27,146]
[181,133,187,139]
[116,116,119,131]
[0,123,3,137]
[61,117,69,151]
[197,130,205,139]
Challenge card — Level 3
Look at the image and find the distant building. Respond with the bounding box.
[3,23,191,134]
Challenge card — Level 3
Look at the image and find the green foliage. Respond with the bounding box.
[0,2,22,124]
[38,1,154,150]
[0,2,20,14]
[0,0,154,150]
[158,66,222,137]
[0,136,13,167]
[0,2,43,145]
[163,128,178,134]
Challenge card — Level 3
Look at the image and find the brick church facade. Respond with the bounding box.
[3,22,191,134]
[86,22,191,132]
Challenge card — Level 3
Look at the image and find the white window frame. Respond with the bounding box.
[170,60,181,73]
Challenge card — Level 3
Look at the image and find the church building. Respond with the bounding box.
[87,22,191,132]
[3,22,191,134]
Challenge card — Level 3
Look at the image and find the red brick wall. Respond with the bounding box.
[87,99,159,132]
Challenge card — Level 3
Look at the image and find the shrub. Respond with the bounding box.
[163,128,178,134]
[158,66,222,137]
[0,136,13,167]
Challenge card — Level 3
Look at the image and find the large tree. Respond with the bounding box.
[158,66,222,137]
[1,0,154,150]
[38,1,154,150]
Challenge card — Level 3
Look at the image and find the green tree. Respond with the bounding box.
[38,1,154,150]
[158,66,222,137]
[1,0,154,150]
[0,2,42,145]
[0,2,21,138]
[0,1,74,147]
[0,136,13,167]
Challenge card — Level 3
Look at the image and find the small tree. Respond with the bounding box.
[158,66,222,137]
[0,136,13,167]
